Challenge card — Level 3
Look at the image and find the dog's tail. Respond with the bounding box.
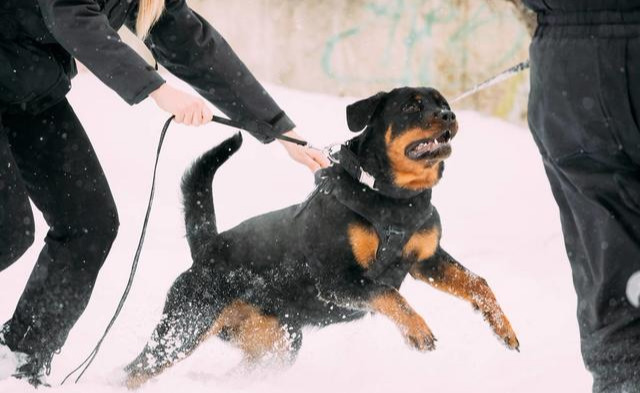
[181,133,243,257]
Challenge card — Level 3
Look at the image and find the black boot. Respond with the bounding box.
[12,351,52,388]
[2,321,53,388]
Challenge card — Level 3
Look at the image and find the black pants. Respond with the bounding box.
[528,11,640,393]
[0,99,118,356]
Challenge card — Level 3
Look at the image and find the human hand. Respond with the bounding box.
[149,83,213,126]
[278,130,330,172]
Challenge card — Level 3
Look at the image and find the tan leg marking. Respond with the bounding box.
[410,263,519,350]
[348,223,380,269]
[385,126,444,190]
[208,301,289,360]
[126,301,290,389]
[403,227,440,261]
[370,291,436,351]
[127,372,153,390]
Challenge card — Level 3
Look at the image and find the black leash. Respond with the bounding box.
[211,114,311,146]
[62,114,308,384]
[62,115,174,384]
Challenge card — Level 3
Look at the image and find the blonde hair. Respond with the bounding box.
[136,0,166,39]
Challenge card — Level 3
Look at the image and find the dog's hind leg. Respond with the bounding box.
[125,269,229,388]
[409,247,520,351]
[210,301,301,366]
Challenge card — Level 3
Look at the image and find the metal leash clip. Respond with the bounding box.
[323,143,342,165]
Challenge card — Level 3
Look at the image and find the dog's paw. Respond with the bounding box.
[489,315,519,352]
[124,364,155,390]
[402,316,436,352]
[125,372,148,390]
[501,328,520,352]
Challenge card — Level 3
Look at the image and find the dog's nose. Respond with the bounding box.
[437,110,456,124]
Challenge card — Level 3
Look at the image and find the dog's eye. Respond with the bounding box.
[402,102,421,113]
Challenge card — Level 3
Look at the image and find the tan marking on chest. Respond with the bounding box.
[403,228,440,261]
[385,126,443,190]
[348,223,380,269]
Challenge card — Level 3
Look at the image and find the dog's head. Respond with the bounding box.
[346,87,458,192]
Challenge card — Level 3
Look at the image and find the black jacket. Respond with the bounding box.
[525,0,640,389]
[0,0,294,143]
[523,0,640,12]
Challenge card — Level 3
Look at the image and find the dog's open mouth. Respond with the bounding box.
[405,129,453,160]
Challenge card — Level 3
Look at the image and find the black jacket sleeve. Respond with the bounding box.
[126,0,296,143]
[37,0,166,105]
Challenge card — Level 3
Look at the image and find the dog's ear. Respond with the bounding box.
[346,92,386,132]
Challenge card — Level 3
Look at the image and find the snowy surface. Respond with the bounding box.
[0,73,592,392]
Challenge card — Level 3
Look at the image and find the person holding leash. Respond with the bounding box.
[0,0,329,386]
[523,1,640,392]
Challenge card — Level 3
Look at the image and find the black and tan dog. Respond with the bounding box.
[125,87,519,388]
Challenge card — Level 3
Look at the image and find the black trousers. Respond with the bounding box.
[528,11,640,393]
[0,99,118,356]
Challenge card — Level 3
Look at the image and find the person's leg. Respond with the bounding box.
[529,33,640,392]
[540,156,640,391]
[0,115,35,271]
[1,99,119,380]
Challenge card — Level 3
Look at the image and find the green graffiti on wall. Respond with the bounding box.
[322,0,527,88]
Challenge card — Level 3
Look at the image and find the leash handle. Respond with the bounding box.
[210,114,241,129]
[209,115,309,147]
[275,133,309,146]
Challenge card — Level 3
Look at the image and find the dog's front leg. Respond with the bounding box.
[316,280,436,351]
[409,248,520,351]
[370,289,437,351]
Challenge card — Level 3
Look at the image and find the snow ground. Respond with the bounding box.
[0,73,592,392]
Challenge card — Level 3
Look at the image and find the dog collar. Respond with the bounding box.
[311,165,434,228]
[325,145,376,188]
[326,144,425,199]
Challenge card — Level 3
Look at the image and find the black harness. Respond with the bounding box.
[303,154,435,287]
